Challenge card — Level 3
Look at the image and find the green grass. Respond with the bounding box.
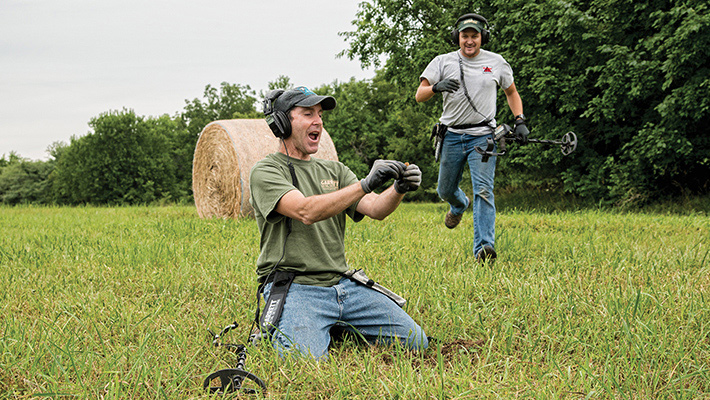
[1,203,709,399]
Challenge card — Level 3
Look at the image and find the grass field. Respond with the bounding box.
[1,203,709,399]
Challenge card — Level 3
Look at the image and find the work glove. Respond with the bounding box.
[514,117,529,144]
[432,79,460,93]
[360,160,406,194]
[394,164,422,194]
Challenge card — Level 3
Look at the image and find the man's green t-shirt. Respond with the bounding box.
[249,152,363,286]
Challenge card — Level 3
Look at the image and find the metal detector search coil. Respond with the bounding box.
[203,322,267,395]
[475,123,578,162]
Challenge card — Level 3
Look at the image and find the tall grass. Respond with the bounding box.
[1,204,708,399]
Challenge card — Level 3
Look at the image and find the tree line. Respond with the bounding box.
[1,0,707,206]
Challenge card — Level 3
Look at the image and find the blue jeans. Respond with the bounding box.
[263,277,428,359]
[437,129,496,256]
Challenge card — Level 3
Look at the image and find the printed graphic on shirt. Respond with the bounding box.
[321,179,339,192]
[483,66,493,74]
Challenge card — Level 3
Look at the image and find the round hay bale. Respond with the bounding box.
[192,119,339,219]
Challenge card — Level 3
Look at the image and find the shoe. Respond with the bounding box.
[476,245,497,264]
[444,211,463,229]
[444,196,469,229]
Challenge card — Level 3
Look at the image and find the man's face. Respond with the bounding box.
[459,28,482,58]
[287,104,324,160]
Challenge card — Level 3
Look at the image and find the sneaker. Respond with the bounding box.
[444,211,463,229]
[476,245,497,264]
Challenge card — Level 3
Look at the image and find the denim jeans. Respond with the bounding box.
[437,129,496,256]
[263,277,428,359]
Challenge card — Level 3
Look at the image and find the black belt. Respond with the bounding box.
[450,121,491,129]
[258,269,342,285]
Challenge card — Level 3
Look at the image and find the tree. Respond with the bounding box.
[50,109,180,204]
[266,75,294,92]
[0,152,54,204]
[180,82,261,137]
[174,82,262,201]
[318,75,394,178]
[316,73,440,200]
[340,0,710,204]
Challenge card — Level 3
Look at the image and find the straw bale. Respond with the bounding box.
[192,119,338,219]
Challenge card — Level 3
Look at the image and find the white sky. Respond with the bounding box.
[0,0,375,160]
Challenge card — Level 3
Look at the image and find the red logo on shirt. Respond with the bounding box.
[483,66,493,73]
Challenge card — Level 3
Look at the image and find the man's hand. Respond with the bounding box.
[514,117,529,144]
[360,160,406,194]
[394,164,422,194]
[432,79,460,93]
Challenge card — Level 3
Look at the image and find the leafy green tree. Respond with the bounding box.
[51,109,180,204]
[175,82,262,201]
[0,152,54,204]
[266,75,294,92]
[316,74,439,200]
[180,82,261,137]
[318,74,394,178]
[340,0,710,204]
[0,153,10,169]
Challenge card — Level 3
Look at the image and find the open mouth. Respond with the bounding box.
[308,132,320,141]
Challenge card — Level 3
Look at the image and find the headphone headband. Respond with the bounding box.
[450,13,490,46]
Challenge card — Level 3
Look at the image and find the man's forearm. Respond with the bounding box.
[357,185,404,220]
[276,182,365,225]
[504,84,523,117]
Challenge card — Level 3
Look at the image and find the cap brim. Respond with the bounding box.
[295,95,336,111]
[458,22,483,32]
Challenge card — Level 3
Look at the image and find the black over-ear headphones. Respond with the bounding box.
[450,13,490,46]
[263,89,291,139]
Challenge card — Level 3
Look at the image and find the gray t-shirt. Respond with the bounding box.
[249,152,363,287]
[420,49,514,135]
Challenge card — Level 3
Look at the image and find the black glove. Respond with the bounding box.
[514,117,529,144]
[432,79,460,93]
[394,164,422,194]
[361,160,406,193]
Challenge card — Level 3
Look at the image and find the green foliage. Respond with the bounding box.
[266,74,294,91]
[318,73,443,201]
[0,152,55,204]
[38,82,263,206]
[50,109,181,205]
[180,82,261,138]
[6,0,708,207]
[318,75,396,179]
[341,0,710,204]
[173,82,261,200]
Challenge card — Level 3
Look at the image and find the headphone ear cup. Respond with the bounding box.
[481,29,490,45]
[274,111,291,139]
[266,110,291,138]
[450,29,459,46]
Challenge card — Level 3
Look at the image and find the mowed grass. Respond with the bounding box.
[1,203,709,399]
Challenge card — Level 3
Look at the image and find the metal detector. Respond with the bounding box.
[474,123,578,162]
[203,322,267,395]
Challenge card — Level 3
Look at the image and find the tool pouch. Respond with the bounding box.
[259,270,296,338]
[342,269,406,308]
[430,123,447,162]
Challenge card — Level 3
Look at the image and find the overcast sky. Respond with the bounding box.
[0,0,375,161]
